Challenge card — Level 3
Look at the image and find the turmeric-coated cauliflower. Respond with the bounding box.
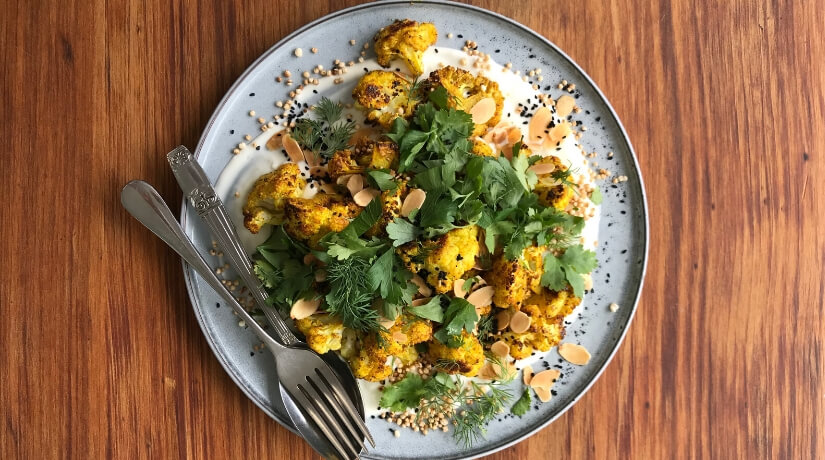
[295,314,344,355]
[365,180,407,237]
[487,245,545,309]
[397,226,480,294]
[282,194,360,248]
[373,19,437,76]
[327,139,399,180]
[533,155,574,211]
[471,138,496,157]
[427,331,485,377]
[242,163,306,234]
[352,71,420,129]
[348,333,393,382]
[499,289,580,359]
[426,66,504,136]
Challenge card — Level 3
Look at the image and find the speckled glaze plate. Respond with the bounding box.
[180,1,648,458]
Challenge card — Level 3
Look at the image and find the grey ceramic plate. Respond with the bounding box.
[180,1,648,458]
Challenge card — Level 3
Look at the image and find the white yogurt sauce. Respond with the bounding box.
[215,47,600,414]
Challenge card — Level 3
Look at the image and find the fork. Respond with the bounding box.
[121,180,371,460]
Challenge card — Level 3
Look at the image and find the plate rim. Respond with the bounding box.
[180,1,649,458]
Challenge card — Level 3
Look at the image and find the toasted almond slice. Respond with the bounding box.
[507,127,522,145]
[528,106,553,143]
[558,343,591,365]
[469,277,487,292]
[303,253,318,265]
[305,150,321,167]
[493,129,507,145]
[546,122,573,145]
[528,162,556,175]
[411,297,430,307]
[490,340,509,358]
[335,174,354,185]
[453,279,468,298]
[314,269,327,282]
[534,386,552,403]
[348,126,379,146]
[555,95,576,118]
[353,188,380,206]
[282,133,305,163]
[378,316,396,329]
[266,132,283,150]
[401,188,426,217]
[495,310,511,330]
[469,97,497,124]
[477,362,498,380]
[582,273,593,291]
[410,275,432,297]
[290,297,320,320]
[392,331,408,343]
[319,183,338,194]
[522,365,534,385]
[309,165,326,176]
[509,311,531,333]
[530,369,561,390]
[466,286,495,308]
[346,174,364,196]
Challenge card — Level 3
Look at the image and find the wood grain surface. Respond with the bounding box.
[2,0,823,458]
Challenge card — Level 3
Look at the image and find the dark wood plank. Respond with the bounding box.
[1,0,823,459]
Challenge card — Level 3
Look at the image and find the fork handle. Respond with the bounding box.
[120,180,280,350]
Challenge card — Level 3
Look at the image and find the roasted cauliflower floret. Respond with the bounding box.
[471,138,495,157]
[373,19,437,76]
[352,71,420,129]
[242,163,306,233]
[295,314,344,355]
[499,289,579,359]
[487,245,545,309]
[426,66,504,136]
[428,331,484,376]
[533,156,574,211]
[392,314,434,345]
[366,180,407,237]
[327,139,400,180]
[348,333,393,382]
[398,226,480,293]
[282,194,360,248]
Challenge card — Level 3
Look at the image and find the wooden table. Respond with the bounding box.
[2,0,823,458]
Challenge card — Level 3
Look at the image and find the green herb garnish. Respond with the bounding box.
[291,97,356,160]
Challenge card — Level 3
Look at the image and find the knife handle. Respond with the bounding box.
[167,146,300,346]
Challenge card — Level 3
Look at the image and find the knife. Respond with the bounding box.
[166,145,300,345]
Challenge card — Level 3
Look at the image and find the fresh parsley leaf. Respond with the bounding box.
[428,86,450,109]
[342,198,382,238]
[366,169,398,191]
[434,297,479,346]
[386,218,419,247]
[253,227,315,312]
[367,249,395,295]
[540,245,597,296]
[407,295,444,322]
[590,185,603,205]
[511,389,532,416]
[561,244,598,273]
[540,254,567,292]
[379,373,427,411]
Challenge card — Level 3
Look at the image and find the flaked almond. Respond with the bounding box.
[453,279,468,298]
[534,386,552,403]
[378,316,396,329]
[507,126,522,145]
[558,343,591,365]
[411,297,430,307]
[546,122,573,145]
[348,126,379,145]
[582,273,593,291]
[466,286,495,308]
[314,269,327,282]
[335,174,353,185]
[410,275,432,297]
[495,310,511,330]
[290,297,320,320]
[469,277,487,292]
[469,97,497,124]
[477,362,498,380]
[303,253,318,265]
[478,360,514,381]
[490,340,510,358]
[392,331,408,343]
[353,188,380,206]
[509,311,531,333]
[492,129,507,145]
[529,369,561,389]
[401,188,426,217]
[282,133,305,163]
[528,162,556,175]
[309,165,326,176]
[346,174,364,196]
[266,132,283,150]
[522,365,534,385]
[555,95,576,118]
[319,183,338,194]
[305,151,321,167]
[528,106,553,143]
